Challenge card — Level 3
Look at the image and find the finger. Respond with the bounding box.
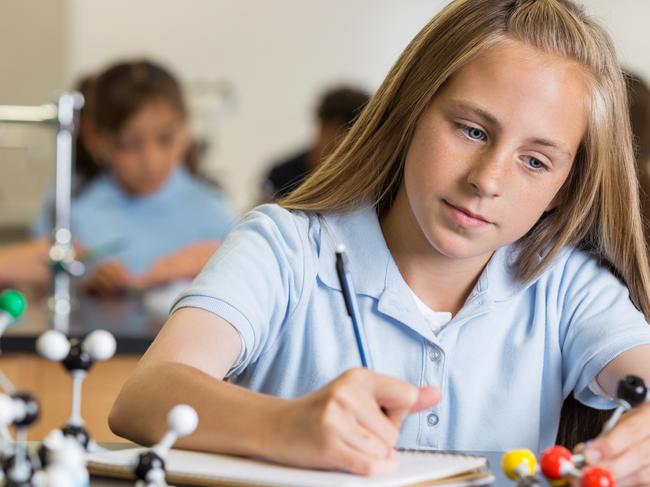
[332,438,399,476]
[341,417,394,460]
[587,405,650,462]
[327,373,401,449]
[411,387,442,412]
[369,373,420,412]
[598,435,650,481]
[92,271,117,295]
[101,266,124,293]
[368,374,440,429]
[351,401,400,450]
[617,462,650,487]
[390,386,442,428]
[88,264,124,295]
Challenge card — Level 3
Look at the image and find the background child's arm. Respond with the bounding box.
[136,241,221,288]
[582,344,650,482]
[109,307,439,475]
[81,260,137,296]
[0,238,51,288]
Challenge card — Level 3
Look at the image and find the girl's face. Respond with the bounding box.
[101,100,189,196]
[395,39,589,264]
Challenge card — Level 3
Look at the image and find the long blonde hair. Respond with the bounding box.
[281,0,650,319]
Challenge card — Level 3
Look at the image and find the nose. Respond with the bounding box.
[466,148,508,198]
[140,140,163,175]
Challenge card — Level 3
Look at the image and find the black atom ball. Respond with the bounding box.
[134,451,165,481]
[61,424,91,450]
[36,443,48,468]
[10,393,39,427]
[62,340,92,372]
[617,375,647,408]
[2,454,34,485]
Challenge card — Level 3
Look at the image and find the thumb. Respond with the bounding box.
[410,387,441,413]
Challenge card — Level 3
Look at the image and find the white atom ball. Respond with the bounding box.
[82,330,116,361]
[36,330,70,361]
[167,404,198,436]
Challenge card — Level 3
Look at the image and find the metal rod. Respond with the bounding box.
[50,92,84,334]
[0,104,57,123]
[0,94,84,334]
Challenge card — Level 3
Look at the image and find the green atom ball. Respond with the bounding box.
[0,290,26,318]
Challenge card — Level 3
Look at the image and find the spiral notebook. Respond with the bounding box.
[86,447,492,486]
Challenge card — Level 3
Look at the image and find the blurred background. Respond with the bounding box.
[0,0,648,236]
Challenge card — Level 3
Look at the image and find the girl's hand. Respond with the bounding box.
[138,241,220,288]
[81,260,136,296]
[266,368,441,475]
[584,401,650,485]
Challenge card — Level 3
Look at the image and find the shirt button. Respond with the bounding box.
[427,413,439,427]
[428,348,442,362]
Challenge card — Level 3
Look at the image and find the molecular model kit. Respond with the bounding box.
[502,375,649,486]
[0,289,197,487]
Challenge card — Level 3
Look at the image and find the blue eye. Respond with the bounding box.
[525,157,547,171]
[459,124,486,141]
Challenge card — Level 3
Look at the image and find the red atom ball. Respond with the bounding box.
[541,445,573,479]
[581,466,616,487]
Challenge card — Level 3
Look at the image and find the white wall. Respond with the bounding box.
[0,1,65,229]
[4,0,650,219]
[583,1,650,82]
[65,0,445,211]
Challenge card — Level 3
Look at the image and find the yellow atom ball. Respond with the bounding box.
[502,449,537,480]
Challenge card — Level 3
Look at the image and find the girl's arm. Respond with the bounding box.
[582,345,650,483]
[595,345,650,396]
[109,307,440,475]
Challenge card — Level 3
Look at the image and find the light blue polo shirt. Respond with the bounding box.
[172,203,650,452]
[32,166,238,274]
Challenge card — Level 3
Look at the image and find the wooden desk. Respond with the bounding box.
[87,448,509,486]
[0,294,165,442]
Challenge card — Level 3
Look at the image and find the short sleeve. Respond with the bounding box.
[559,253,650,408]
[170,204,309,376]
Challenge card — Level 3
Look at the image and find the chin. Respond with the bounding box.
[427,231,494,261]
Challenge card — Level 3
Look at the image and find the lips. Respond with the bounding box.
[444,200,493,224]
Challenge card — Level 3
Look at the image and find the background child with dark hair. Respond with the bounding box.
[32,60,237,295]
[261,86,370,200]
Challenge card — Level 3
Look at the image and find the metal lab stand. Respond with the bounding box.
[0,92,85,333]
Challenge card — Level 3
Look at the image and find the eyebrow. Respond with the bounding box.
[447,99,574,159]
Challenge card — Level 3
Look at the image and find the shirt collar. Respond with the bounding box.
[316,203,389,297]
[315,203,540,304]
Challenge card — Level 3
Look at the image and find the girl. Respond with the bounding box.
[33,61,237,295]
[110,1,650,484]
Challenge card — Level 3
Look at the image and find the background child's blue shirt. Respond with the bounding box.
[32,166,238,273]
[172,204,650,452]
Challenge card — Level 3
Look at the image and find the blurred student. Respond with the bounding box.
[33,60,237,295]
[261,86,369,200]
